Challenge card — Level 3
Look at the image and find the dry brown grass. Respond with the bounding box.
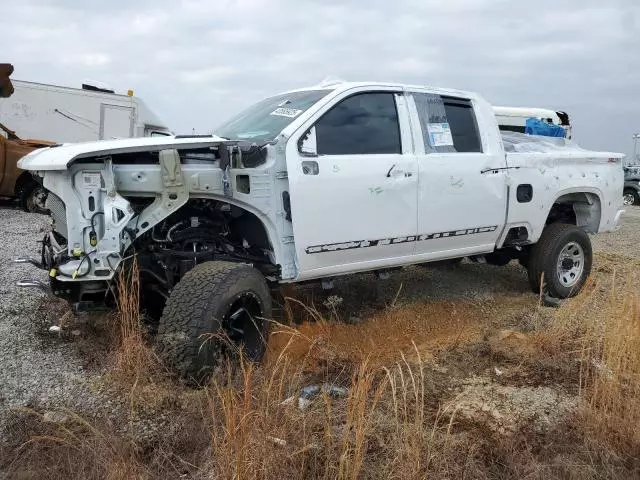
[576,286,640,458]
[111,259,160,381]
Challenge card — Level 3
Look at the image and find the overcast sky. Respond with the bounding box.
[3,0,639,158]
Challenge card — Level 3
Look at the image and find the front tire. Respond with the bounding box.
[527,223,592,298]
[156,261,271,383]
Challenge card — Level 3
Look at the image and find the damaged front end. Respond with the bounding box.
[15,136,280,315]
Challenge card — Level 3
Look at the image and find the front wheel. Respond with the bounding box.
[527,223,592,299]
[155,261,271,383]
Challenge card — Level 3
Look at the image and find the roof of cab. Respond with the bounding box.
[280,80,478,100]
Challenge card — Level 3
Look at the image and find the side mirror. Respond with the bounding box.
[298,126,318,157]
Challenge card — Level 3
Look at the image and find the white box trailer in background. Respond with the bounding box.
[493,106,571,139]
[0,80,171,143]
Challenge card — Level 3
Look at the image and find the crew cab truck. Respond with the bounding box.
[15,81,625,382]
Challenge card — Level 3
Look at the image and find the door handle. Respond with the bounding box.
[386,164,413,178]
[480,166,521,174]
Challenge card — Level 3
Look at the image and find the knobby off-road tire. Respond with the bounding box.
[156,261,271,383]
[527,223,592,299]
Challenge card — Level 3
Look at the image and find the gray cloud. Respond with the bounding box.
[3,0,639,157]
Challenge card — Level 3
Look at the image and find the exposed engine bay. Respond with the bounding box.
[43,195,277,314]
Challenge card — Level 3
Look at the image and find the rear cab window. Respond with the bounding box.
[412,92,482,153]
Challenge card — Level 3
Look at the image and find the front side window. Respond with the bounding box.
[413,93,482,153]
[315,92,401,155]
[215,89,331,142]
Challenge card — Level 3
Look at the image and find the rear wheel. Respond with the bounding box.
[527,223,592,298]
[623,188,639,206]
[156,261,271,383]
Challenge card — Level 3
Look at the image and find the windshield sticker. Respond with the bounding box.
[270,107,303,118]
[427,123,454,147]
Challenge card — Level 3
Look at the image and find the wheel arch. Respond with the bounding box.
[546,188,603,234]
[216,197,284,268]
[624,181,640,192]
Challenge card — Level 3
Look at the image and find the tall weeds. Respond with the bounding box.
[113,258,158,380]
[579,293,640,456]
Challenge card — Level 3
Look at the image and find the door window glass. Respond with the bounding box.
[315,93,401,155]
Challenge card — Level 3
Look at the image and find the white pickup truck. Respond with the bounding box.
[16,81,625,381]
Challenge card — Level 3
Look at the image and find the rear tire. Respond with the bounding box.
[527,223,592,298]
[156,261,271,383]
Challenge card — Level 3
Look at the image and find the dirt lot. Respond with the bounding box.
[0,205,638,479]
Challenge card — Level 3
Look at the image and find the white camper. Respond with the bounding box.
[0,80,171,143]
[493,106,571,139]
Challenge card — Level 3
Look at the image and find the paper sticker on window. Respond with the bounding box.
[270,107,303,118]
[427,123,454,147]
[82,173,102,188]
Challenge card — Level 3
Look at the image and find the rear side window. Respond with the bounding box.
[413,93,482,153]
[315,92,401,155]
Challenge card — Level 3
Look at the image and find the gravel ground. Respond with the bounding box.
[0,208,101,441]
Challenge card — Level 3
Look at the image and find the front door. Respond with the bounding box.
[408,91,507,260]
[286,90,418,280]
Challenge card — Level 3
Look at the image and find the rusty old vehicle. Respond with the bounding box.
[0,63,55,211]
[0,122,54,211]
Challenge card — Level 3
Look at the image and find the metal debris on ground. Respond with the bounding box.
[266,435,287,446]
[286,384,349,410]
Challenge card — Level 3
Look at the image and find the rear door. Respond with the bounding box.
[408,91,507,260]
[100,104,134,140]
[286,89,418,280]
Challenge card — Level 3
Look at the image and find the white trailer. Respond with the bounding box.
[0,80,171,143]
[493,106,571,139]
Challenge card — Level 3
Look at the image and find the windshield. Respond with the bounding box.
[215,89,330,142]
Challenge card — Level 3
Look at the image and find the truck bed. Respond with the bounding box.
[502,132,624,242]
